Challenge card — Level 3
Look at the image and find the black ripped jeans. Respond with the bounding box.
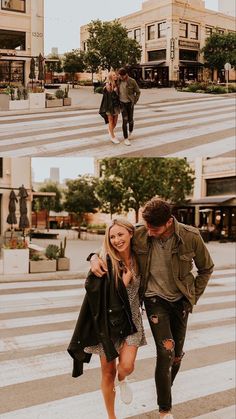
[120,101,134,139]
[144,295,189,413]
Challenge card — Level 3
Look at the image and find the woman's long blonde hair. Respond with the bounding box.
[100,218,138,285]
[106,71,118,90]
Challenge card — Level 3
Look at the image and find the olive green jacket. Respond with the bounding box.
[118,77,141,105]
[132,218,214,307]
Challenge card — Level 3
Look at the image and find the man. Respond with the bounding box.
[118,67,140,146]
[90,198,214,419]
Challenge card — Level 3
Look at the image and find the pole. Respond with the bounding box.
[226,70,229,93]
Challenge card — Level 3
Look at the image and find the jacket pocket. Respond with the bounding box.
[179,252,195,278]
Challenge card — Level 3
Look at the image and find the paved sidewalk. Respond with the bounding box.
[0,229,235,282]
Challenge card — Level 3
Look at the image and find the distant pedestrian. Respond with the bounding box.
[68,219,146,419]
[99,71,121,144]
[118,67,140,146]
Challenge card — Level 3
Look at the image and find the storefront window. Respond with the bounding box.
[0,60,24,84]
[1,0,25,12]
[0,29,26,50]
[147,49,166,61]
[179,49,198,61]
[206,177,236,196]
[190,24,198,40]
[180,22,188,38]
[147,25,155,40]
[217,28,225,34]
[134,28,141,43]
[158,22,167,38]
[127,31,133,39]
[205,26,213,36]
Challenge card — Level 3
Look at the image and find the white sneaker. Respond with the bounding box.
[161,414,174,419]
[128,132,133,140]
[110,137,120,144]
[124,138,131,146]
[119,378,133,404]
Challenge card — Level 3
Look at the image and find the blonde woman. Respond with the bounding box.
[99,71,121,144]
[68,219,146,419]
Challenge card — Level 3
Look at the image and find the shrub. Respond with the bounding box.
[55,89,65,99]
[45,244,59,260]
[95,86,104,94]
[30,253,44,261]
[205,85,227,94]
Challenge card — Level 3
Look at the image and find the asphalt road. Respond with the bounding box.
[0,267,235,418]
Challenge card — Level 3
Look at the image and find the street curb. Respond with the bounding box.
[0,265,234,283]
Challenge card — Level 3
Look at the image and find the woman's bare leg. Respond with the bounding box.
[117,342,138,382]
[113,114,119,129]
[107,115,115,138]
[100,356,117,419]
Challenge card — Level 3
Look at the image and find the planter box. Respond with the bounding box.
[63,97,72,106]
[29,92,45,109]
[2,248,29,274]
[9,99,29,110]
[57,257,70,271]
[29,259,57,273]
[46,99,63,108]
[0,94,10,110]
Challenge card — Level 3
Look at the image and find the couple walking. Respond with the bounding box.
[68,198,214,419]
[99,67,140,146]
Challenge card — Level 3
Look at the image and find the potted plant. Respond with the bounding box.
[2,238,29,274]
[57,237,70,271]
[63,85,71,106]
[45,90,63,108]
[29,244,58,273]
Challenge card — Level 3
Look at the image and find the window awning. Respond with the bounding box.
[189,195,236,205]
[141,61,166,68]
[179,61,204,67]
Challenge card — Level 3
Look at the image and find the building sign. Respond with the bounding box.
[32,32,43,38]
[170,38,175,60]
[179,40,200,49]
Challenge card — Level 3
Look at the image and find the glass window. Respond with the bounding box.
[0,60,24,84]
[179,49,198,61]
[205,26,213,36]
[147,49,166,61]
[206,177,236,196]
[147,24,155,40]
[0,29,26,50]
[1,0,25,12]
[217,28,225,34]
[134,28,141,43]
[158,22,167,38]
[180,22,188,38]
[190,24,198,39]
[127,31,133,39]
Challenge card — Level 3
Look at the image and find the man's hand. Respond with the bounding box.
[90,254,107,277]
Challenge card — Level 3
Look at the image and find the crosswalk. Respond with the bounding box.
[0,269,235,418]
[0,96,235,158]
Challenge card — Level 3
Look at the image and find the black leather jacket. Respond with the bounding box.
[67,257,137,378]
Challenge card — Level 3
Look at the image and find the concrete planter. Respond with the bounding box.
[57,257,70,271]
[29,259,57,273]
[2,248,29,274]
[9,99,29,110]
[29,92,45,109]
[63,97,72,106]
[46,99,63,108]
[0,94,10,110]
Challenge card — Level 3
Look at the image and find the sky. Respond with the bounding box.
[32,158,95,182]
[44,0,218,54]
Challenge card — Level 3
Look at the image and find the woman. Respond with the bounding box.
[68,219,146,419]
[99,71,121,144]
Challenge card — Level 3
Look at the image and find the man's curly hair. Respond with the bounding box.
[142,198,172,227]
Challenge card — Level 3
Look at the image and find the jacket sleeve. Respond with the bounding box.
[193,233,214,303]
[133,80,141,104]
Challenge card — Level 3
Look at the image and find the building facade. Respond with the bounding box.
[0,0,44,86]
[81,0,236,86]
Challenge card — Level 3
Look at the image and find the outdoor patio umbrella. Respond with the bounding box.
[6,190,18,227]
[19,185,30,232]
[38,53,44,87]
[29,57,36,90]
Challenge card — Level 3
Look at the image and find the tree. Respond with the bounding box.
[202,32,236,72]
[96,176,124,219]
[63,49,85,87]
[35,182,63,230]
[63,175,100,237]
[100,158,194,222]
[87,19,142,70]
[84,50,101,82]
[45,54,63,84]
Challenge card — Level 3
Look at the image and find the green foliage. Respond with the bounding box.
[55,89,65,99]
[38,182,63,213]
[205,85,227,94]
[94,86,104,94]
[96,176,124,218]
[84,49,101,75]
[30,253,43,261]
[100,158,194,222]
[63,175,100,224]
[87,19,141,70]
[202,32,236,71]
[45,244,59,260]
[59,237,67,258]
[63,49,85,87]
[45,54,63,74]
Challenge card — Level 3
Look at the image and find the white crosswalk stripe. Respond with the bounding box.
[0,269,235,418]
[0,96,234,157]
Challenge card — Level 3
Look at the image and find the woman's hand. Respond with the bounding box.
[122,267,133,287]
[90,255,107,277]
